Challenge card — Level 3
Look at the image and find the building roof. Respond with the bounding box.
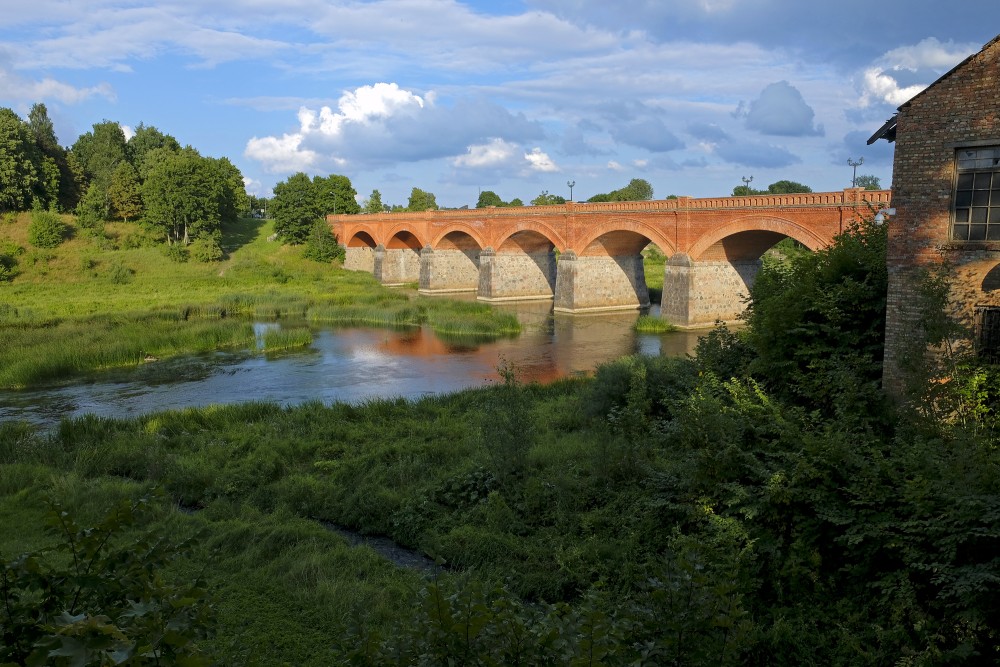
[867,33,1000,144]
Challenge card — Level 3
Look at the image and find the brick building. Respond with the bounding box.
[869,34,1000,391]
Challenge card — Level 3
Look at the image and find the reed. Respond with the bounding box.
[634,314,676,334]
[261,327,313,352]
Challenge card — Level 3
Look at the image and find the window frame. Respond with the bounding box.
[951,145,1000,242]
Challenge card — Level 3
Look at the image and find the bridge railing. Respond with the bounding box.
[331,189,892,224]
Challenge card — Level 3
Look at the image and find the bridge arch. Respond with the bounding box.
[419,229,484,294]
[345,228,377,248]
[575,218,676,257]
[430,225,486,251]
[494,221,566,254]
[342,228,379,272]
[686,215,829,262]
[385,225,427,250]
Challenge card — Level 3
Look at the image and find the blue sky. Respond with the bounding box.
[2,1,998,208]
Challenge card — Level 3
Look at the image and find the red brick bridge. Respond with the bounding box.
[328,188,891,327]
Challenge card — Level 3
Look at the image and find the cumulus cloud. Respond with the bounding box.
[120,124,135,140]
[525,147,558,172]
[738,81,823,137]
[453,138,520,169]
[245,82,545,174]
[858,37,977,107]
[607,160,624,171]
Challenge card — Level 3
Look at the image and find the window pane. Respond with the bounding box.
[954,224,970,240]
[992,206,1000,223]
[958,173,975,189]
[987,224,1000,240]
[974,190,992,206]
[970,225,988,240]
[956,208,970,222]
[974,173,993,189]
[956,191,973,207]
[973,207,989,223]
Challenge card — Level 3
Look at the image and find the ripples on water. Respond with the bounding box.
[0,301,709,427]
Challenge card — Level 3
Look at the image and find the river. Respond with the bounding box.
[0,301,709,428]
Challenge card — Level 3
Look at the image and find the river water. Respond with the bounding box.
[0,301,708,428]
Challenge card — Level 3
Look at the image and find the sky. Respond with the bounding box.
[2,1,999,208]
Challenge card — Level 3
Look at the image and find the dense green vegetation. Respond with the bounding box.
[3,216,998,665]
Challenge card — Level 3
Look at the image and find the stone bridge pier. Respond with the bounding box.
[477,247,557,302]
[374,244,421,285]
[661,253,760,327]
[418,247,480,294]
[554,251,650,313]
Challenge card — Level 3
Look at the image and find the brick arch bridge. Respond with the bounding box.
[329,188,890,327]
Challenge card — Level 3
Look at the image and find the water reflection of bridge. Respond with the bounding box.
[330,188,891,327]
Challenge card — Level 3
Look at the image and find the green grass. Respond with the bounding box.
[0,214,521,388]
[634,314,676,333]
[261,327,313,352]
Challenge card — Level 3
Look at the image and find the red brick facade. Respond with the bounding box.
[878,35,1000,390]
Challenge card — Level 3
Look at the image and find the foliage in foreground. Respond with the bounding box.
[1,495,216,666]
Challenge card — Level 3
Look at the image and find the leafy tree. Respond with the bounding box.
[854,174,881,190]
[108,162,143,221]
[0,108,41,211]
[407,187,437,211]
[588,178,654,202]
[508,198,524,207]
[207,156,248,222]
[743,215,888,421]
[476,190,505,208]
[72,120,128,189]
[363,189,385,214]
[271,172,321,244]
[303,220,345,263]
[142,150,223,245]
[731,184,765,196]
[127,123,180,179]
[314,174,360,216]
[766,179,812,194]
[531,190,566,205]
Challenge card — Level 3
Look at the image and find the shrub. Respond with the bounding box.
[162,243,190,263]
[108,260,134,284]
[27,208,67,249]
[190,236,224,262]
[303,220,344,263]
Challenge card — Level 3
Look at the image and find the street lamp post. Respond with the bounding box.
[741,175,753,193]
[567,180,575,201]
[848,157,864,187]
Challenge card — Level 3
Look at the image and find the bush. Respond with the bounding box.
[0,496,217,665]
[27,207,67,249]
[108,260,134,284]
[162,243,190,263]
[190,236,224,262]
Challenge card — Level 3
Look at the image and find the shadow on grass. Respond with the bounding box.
[221,217,267,255]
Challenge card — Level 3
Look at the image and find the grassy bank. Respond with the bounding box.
[3,348,997,664]
[0,214,520,388]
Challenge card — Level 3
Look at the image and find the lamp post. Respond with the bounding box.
[848,157,864,187]
[567,180,575,201]
[741,175,753,193]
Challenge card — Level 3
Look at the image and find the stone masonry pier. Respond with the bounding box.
[331,188,891,328]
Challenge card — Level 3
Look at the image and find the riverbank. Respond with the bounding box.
[0,214,519,389]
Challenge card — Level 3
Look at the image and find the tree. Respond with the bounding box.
[407,187,437,211]
[207,156,249,222]
[71,121,128,219]
[766,180,812,194]
[303,219,345,263]
[476,190,505,208]
[854,174,881,190]
[314,174,360,216]
[620,178,654,201]
[508,198,524,207]
[0,108,40,211]
[127,123,180,180]
[270,172,321,244]
[143,151,223,245]
[363,189,385,214]
[531,190,566,206]
[108,162,143,221]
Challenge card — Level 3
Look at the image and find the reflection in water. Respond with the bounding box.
[0,302,709,428]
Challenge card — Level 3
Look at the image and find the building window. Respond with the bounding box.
[953,147,1000,241]
[976,306,1000,362]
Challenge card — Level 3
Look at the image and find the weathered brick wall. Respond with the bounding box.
[884,37,1000,390]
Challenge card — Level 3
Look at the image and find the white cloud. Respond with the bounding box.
[525,147,558,172]
[244,133,318,174]
[741,81,823,137]
[0,66,115,104]
[453,138,519,168]
[120,124,135,140]
[858,37,978,108]
[607,160,624,171]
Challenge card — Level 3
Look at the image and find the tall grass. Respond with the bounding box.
[262,327,313,352]
[634,314,676,334]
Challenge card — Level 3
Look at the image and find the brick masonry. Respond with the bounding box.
[880,35,1000,391]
